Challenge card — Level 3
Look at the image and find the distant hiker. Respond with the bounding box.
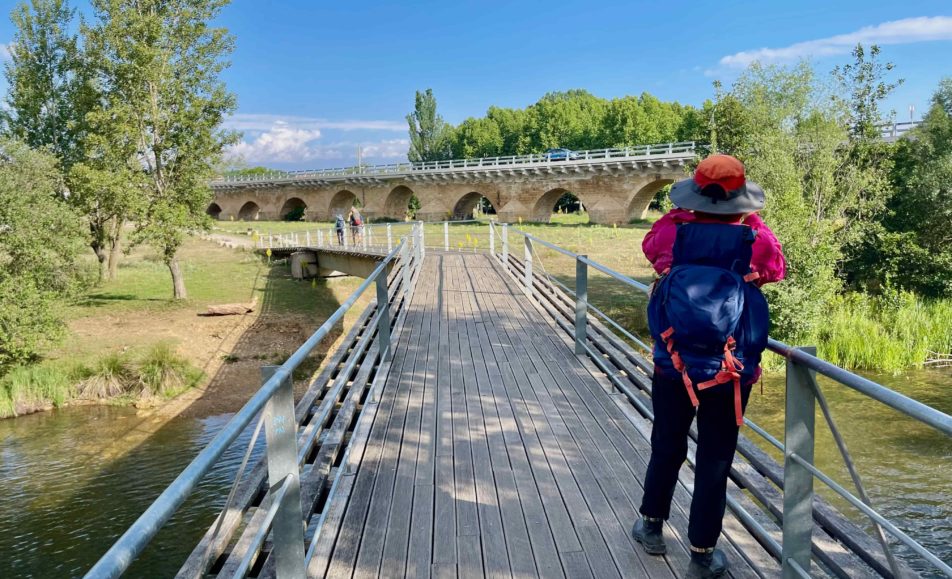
[632,154,786,578]
[348,207,364,245]
[335,214,345,245]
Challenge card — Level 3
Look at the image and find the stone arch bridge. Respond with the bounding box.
[208,143,695,224]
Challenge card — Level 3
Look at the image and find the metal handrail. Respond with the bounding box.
[211,141,697,184]
[499,223,952,577]
[85,226,423,579]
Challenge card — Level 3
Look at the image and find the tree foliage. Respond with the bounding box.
[0,139,88,371]
[852,78,952,297]
[444,89,696,159]
[85,0,238,299]
[1,0,94,169]
[406,88,452,162]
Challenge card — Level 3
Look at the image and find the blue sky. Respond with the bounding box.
[1,0,950,169]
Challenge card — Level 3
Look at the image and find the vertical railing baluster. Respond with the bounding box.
[523,236,533,299]
[401,240,411,298]
[489,221,495,256]
[444,221,449,251]
[305,231,311,247]
[502,223,509,272]
[782,346,817,578]
[317,229,323,248]
[375,272,391,361]
[575,256,588,354]
[260,366,306,579]
[387,224,393,252]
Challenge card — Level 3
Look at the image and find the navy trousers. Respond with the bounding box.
[639,368,753,548]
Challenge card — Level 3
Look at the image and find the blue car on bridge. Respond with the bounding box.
[543,147,580,161]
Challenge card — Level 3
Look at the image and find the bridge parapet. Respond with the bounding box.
[210,142,697,189]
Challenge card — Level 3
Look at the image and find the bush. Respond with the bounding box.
[78,352,137,399]
[0,140,88,372]
[138,343,203,397]
[0,363,78,417]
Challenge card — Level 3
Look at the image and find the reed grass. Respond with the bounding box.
[817,292,952,373]
[0,344,204,418]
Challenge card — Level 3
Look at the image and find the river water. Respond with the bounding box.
[0,370,948,577]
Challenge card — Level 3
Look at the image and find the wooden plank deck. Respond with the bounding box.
[316,252,779,579]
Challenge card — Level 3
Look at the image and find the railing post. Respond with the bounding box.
[317,229,323,248]
[489,221,495,255]
[387,223,393,252]
[444,221,449,251]
[260,366,306,579]
[375,272,392,361]
[362,227,368,251]
[414,224,423,262]
[305,231,311,247]
[782,346,817,578]
[268,233,273,249]
[343,227,349,249]
[575,256,588,354]
[502,223,509,272]
[523,236,533,299]
[401,240,411,297]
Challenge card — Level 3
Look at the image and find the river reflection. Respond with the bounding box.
[0,406,262,578]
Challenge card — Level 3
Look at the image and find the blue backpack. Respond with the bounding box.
[646,222,770,425]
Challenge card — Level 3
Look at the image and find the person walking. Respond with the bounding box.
[631,154,786,578]
[335,213,345,246]
[348,207,364,246]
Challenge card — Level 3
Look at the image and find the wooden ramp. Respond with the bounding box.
[309,253,780,578]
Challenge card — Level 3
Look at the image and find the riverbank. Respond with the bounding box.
[214,215,952,372]
[0,237,367,419]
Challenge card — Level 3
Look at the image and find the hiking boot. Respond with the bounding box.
[686,548,728,578]
[631,517,666,555]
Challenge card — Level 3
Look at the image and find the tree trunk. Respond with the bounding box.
[93,243,108,282]
[168,257,188,300]
[107,222,123,281]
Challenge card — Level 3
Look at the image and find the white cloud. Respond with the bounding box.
[360,139,410,159]
[716,16,952,70]
[224,113,405,133]
[228,121,323,163]
[225,118,409,165]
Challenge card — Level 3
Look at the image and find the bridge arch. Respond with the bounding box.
[385,185,416,220]
[329,190,358,219]
[238,201,260,221]
[279,197,307,221]
[532,188,589,223]
[451,192,495,220]
[206,202,222,220]
[627,178,674,221]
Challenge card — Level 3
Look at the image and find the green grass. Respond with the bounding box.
[2,235,368,419]
[0,345,208,418]
[817,292,952,373]
[138,343,204,398]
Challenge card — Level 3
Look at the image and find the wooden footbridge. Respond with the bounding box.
[87,222,952,579]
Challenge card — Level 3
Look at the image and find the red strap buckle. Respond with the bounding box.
[743,272,760,283]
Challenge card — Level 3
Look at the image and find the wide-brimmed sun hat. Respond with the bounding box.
[669,154,765,215]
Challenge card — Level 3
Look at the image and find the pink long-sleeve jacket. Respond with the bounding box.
[642,209,786,284]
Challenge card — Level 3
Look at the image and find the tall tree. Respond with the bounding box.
[2,0,91,166]
[406,88,452,162]
[0,0,125,280]
[85,0,238,299]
